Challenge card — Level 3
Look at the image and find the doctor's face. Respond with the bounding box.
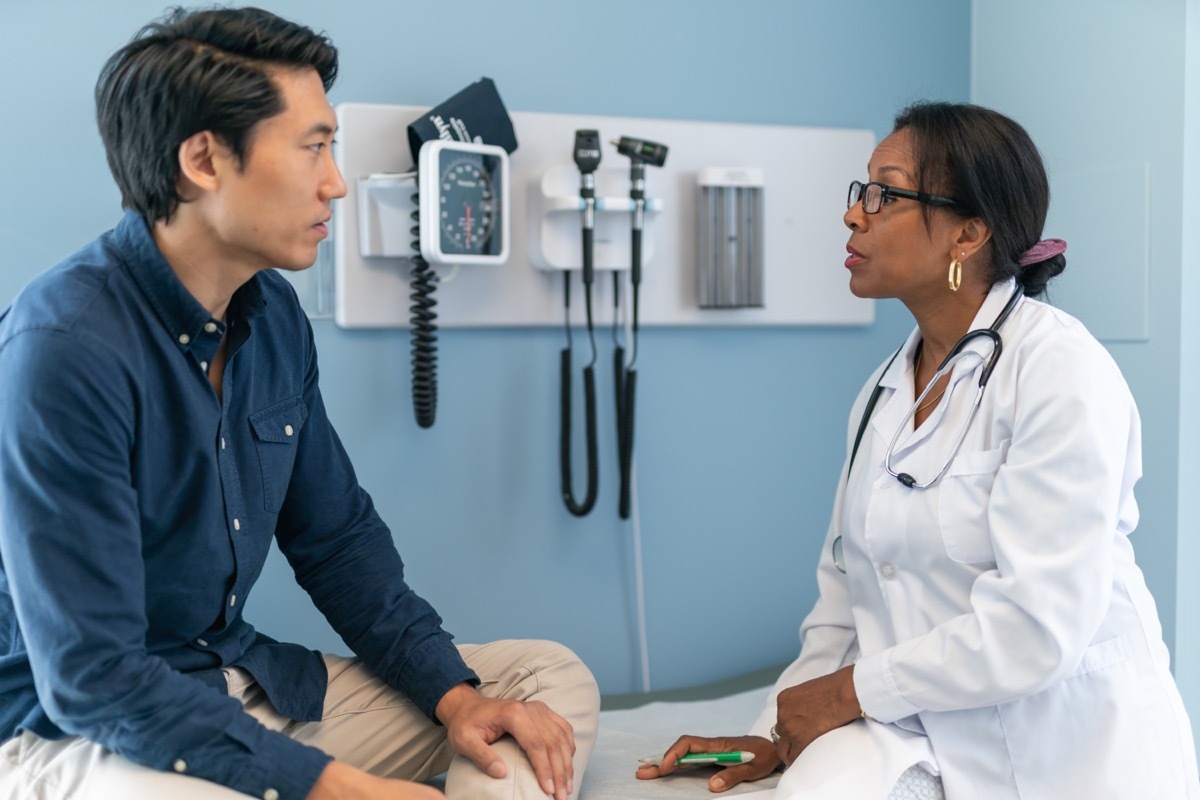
[842,128,962,304]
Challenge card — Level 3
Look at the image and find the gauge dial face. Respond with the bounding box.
[438,154,500,256]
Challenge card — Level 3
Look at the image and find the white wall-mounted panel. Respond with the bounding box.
[333,103,875,328]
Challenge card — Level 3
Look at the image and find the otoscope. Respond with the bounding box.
[560,130,602,517]
[612,135,668,519]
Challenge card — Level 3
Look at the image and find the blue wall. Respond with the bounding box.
[1178,0,1200,744]
[972,0,1196,741]
[2,1,966,695]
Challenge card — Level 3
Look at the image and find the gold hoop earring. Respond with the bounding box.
[948,256,962,292]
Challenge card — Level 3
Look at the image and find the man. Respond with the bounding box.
[0,7,598,799]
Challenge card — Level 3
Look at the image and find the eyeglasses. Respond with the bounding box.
[847,180,960,215]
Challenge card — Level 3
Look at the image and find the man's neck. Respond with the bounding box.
[151,213,258,323]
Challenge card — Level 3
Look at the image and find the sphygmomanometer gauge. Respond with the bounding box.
[419,140,509,265]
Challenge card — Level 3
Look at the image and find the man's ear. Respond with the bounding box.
[176,130,225,196]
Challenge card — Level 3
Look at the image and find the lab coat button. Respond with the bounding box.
[173,759,187,773]
[880,562,897,579]
[264,790,279,800]
[284,424,294,437]
[196,638,208,647]
[204,322,218,333]
[178,334,190,345]
[233,518,240,531]
[230,595,237,607]
[200,361,208,371]
[221,437,226,450]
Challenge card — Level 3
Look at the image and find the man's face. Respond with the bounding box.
[208,67,346,273]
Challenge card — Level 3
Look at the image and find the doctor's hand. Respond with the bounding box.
[773,664,863,767]
[635,735,779,793]
[435,682,576,800]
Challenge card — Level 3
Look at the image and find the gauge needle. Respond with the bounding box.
[464,202,472,250]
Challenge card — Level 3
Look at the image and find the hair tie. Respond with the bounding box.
[1017,238,1067,267]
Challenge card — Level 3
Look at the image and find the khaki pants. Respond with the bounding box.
[0,639,600,799]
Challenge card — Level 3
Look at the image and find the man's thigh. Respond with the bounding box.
[289,640,598,785]
[283,653,452,781]
[0,731,249,800]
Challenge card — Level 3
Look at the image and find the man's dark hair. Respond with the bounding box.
[894,101,1066,298]
[95,6,338,224]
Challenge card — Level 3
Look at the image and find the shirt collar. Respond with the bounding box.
[963,278,1022,349]
[115,212,268,352]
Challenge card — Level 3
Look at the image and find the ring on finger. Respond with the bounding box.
[769,725,780,744]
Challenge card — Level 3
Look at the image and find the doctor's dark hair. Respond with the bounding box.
[893,102,1066,298]
[95,6,338,224]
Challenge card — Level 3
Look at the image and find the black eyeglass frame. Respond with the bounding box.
[847,180,961,214]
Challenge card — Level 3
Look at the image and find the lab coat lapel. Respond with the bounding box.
[868,330,921,462]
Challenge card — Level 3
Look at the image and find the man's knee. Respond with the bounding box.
[522,641,597,693]
[466,639,600,719]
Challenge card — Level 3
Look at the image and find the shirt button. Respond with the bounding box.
[196,638,208,647]
[230,595,237,607]
[233,518,241,531]
[264,790,280,800]
[204,321,219,333]
[200,361,208,371]
[174,759,187,773]
[178,333,191,345]
[879,563,897,579]
[284,424,294,437]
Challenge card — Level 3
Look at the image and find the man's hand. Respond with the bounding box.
[435,682,576,800]
[307,760,444,799]
[772,665,862,767]
[635,735,779,793]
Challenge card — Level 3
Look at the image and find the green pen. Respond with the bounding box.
[638,751,756,766]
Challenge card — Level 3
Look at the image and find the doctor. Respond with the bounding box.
[637,101,1200,798]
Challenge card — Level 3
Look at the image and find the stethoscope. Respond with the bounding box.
[831,284,1024,573]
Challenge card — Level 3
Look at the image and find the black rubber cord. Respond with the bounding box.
[409,195,437,429]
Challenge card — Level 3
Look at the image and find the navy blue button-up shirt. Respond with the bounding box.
[0,213,477,799]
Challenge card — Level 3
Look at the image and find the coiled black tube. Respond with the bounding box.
[561,351,599,516]
[409,197,437,429]
[613,344,626,476]
[617,369,636,519]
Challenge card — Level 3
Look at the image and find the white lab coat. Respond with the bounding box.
[753,280,1200,799]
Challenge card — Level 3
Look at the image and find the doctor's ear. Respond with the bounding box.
[955,217,992,262]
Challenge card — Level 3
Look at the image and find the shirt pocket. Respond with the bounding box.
[248,395,309,513]
[936,443,1007,564]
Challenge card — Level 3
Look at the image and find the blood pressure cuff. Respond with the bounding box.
[406,77,518,162]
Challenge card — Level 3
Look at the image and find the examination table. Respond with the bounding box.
[578,665,783,799]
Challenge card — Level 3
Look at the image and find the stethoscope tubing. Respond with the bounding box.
[884,286,1022,488]
[832,284,1024,571]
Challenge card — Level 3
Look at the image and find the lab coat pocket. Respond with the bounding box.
[936,444,1007,564]
[248,395,309,513]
